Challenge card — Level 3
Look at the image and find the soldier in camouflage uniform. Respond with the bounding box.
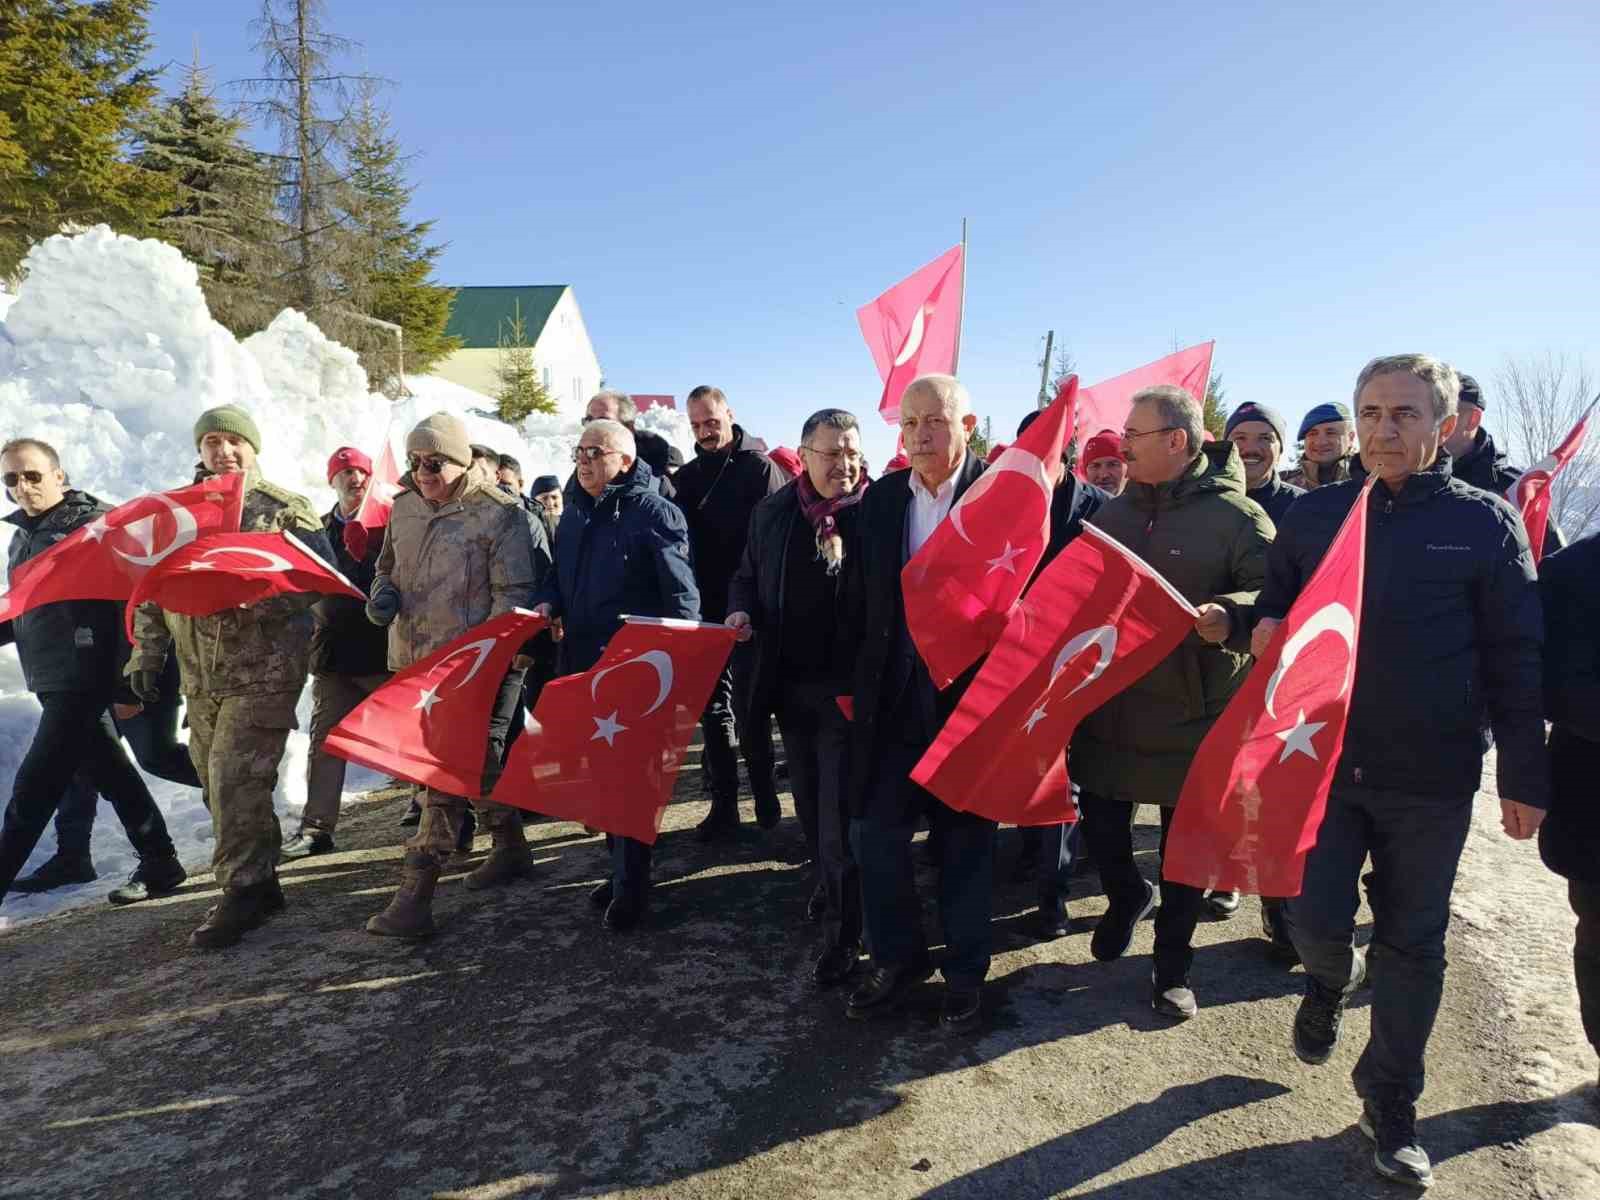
[365,412,542,939]
[128,405,333,949]
[1281,402,1357,490]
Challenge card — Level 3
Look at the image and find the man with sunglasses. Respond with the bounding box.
[364,412,544,940]
[126,405,333,949]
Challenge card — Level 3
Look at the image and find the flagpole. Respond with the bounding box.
[953,217,968,376]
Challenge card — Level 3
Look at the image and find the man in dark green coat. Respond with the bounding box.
[1069,385,1273,1021]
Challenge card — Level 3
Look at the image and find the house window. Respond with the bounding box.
[542,367,551,391]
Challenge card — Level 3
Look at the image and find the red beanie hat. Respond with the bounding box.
[327,446,374,484]
[1082,429,1121,464]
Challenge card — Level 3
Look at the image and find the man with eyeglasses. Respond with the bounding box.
[534,418,698,931]
[126,405,334,949]
[727,408,869,985]
[582,390,680,498]
[364,412,545,940]
[1068,385,1272,1022]
[671,385,789,842]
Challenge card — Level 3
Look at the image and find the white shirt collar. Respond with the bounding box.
[908,452,966,502]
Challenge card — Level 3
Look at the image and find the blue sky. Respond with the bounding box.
[146,0,1599,468]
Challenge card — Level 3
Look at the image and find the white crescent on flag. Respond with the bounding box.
[1049,625,1118,698]
[892,305,928,368]
[591,649,675,716]
[1263,603,1356,720]
[947,448,1053,547]
[183,546,295,573]
[106,494,199,567]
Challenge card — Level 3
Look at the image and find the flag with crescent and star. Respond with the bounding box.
[347,428,404,559]
[489,617,738,843]
[123,531,367,639]
[0,474,245,625]
[1072,342,1214,476]
[322,609,550,798]
[902,375,1076,690]
[1507,396,1596,567]
[856,244,964,424]
[910,523,1199,824]
[1163,475,1377,897]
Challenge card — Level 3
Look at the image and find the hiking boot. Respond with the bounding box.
[107,854,186,906]
[1152,972,1198,1021]
[1360,1094,1434,1189]
[1090,878,1157,962]
[464,810,533,890]
[190,884,270,950]
[280,830,334,860]
[366,851,440,939]
[398,797,422,827]
[11,853,96,893]
[1293,976,1349,1064]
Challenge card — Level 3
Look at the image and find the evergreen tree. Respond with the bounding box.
[133,55,288,335]
[494,301,556,423]
[334,91,460,388]
[0,0,170,275]
[968,415,993,459]
[1202,371,1229,438]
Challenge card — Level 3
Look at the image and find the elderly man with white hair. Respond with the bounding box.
[535,418,699,931]
[836,373,994,1033]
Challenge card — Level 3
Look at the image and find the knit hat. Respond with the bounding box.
[469,443,498,463]
[1082,429,1122,464]
[1224,402,1287,448]
[1297,402,1352,442]
[1458,373,1484,410]
[405,412,472,468]
[193,404,262,454]
[530,474,561,497]
[326,446,373,484]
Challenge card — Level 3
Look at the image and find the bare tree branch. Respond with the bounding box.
[1493,352,1600,538]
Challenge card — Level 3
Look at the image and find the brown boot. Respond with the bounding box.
[366,851,440,939]
[464,808,534,890]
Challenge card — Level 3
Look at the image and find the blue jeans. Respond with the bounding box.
[1285,783,1473,1104]
[607,835,652,900]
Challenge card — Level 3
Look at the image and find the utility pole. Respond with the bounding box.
[1037,329,1054,410]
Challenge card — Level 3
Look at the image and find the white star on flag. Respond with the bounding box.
[985,541,1027,576]
[83,516,112,542]
[592,711,628,746]
[1274,709,1327,764]
[414,687,439,713]
[183,561,218,571]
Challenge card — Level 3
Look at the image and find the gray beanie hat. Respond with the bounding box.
[1224,402,1287,448]
[405,412,472,468]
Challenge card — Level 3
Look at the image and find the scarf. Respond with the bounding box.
[795,471,869,574]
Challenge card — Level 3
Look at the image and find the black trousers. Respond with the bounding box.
[0,692,174,902]
[777,684,859,950]
[1078,791,1204,982]
[1570,880,1600,1054]
[702,647,779,823]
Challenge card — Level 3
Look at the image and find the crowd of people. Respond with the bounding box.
[0,358,1595,1191]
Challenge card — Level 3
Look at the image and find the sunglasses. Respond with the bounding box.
[406,454,451,475]
[572,446,620,463]
[3,471,46,487]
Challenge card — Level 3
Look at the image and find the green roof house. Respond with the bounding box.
[432,285,603,417]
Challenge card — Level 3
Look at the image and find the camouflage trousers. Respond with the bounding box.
[187,691,298,891]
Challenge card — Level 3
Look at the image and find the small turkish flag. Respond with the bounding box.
[1164,476,1376,897]
[322,609,549,798]
[857,244,964,424]
[1507,398,1595,567]
[903,375,1076,689]
[911,524,1198,825]
[0,474,245,623]
[347,432,404,560]
[125,531,365,638]
[490,617,737,843]
[1073,342,1214,476]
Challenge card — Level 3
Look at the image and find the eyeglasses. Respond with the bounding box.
[1120,426,1178,442]
[572,446,621,463]
[406,455,450,475]
[800,446,862,466]
[2,471,46,486]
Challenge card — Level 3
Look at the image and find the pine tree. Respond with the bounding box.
[133,55,288,335]
[1202,372,1229,438]
[0,0,171,274]
[495,301,556,423]
[334,90,461,389]
[967,415,993,459]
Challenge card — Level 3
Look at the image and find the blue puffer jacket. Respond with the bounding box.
[539,459,700,673]
[1258,455,1548,805]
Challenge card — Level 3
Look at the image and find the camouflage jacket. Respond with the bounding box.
[375,472,541,670]
[1280,456,1354,491]
[129,470,327,698]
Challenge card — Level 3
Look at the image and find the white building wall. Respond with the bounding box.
[532,289,603,419]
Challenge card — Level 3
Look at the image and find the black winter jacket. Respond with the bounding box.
[0,491,130,695]
[1258,456,1548,805]
[310,508,390,678]
[1247,476,1304,526]
[1453,431,1563,558]
[538,459,699,674]
[1039,475,1108,571]
[670,425,788,621]
[1538,533,1600,880]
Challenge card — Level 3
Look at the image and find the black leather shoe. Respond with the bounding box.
[11,853,96,893]
[1205,889,1241,919]
[1035,900,1071,939]
[755,797,781,829]
[1152,973,1198,1021]
[814,942,860,987]
[694,814,738,843]
[940,986,982,1034]
[805,881,826,924]
[107,855,186,905]
[589,880,614,908]
[280,830,334,861]
[845,961,933,1019]
[1090,878,1157,962]
[603,893,645,931]
[399,798,421,827]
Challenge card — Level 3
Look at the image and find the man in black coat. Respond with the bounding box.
[1442,372,1563,557]
[1255,355,1548,1189]
[0,438,185,909]
[838,374,992,1033]
[727,407,868,986]
[671,385,789,840]
[1537,531,1600,1078]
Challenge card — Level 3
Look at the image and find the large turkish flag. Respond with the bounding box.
[0,474,245,623]
[902,376,1075,689]
[1508,400,1594,567]
[857,244,964,424]
[323,609,549,798]
[911,524,1198,824]
[1073,342,1214,474]
[490,618,737,843]
[1164,476,1376,896]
